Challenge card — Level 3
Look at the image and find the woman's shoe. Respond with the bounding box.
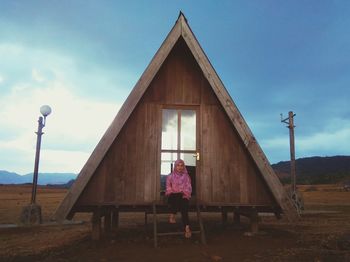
[169,214,176,224]
[184,225,192,238]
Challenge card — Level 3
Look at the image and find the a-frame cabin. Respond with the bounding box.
[54,13,298,239]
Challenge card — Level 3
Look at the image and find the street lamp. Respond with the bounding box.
[31,105,52,204]
[20,105,52,224]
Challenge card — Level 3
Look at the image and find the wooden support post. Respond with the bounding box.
[152,202,158,248]
[196,204,206,245]
[104,212,112,235]
[234,212,241,225]
[144,212,148,226]
[111,208,119,230]
[250,208,259,234]
[221,209,228,226]
[273,208,282,220]
[91,209,102,240]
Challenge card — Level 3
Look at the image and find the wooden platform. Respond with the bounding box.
[69,200,281,245]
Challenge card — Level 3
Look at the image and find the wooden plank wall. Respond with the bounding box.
[77,101,160,205]
[76,38,276,207]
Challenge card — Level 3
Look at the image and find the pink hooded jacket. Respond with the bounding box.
[165,159,192,199]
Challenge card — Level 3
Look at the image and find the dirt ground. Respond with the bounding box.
[0,184,350,262]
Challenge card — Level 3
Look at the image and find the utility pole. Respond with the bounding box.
[281,111,303,213]
[281,111,296,194]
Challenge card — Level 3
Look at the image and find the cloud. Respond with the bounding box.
[297,125,350,154]
[0,42,127,174]
[261,119,350,163]
[0,84,121,174]
[40,149,91,174]
[0,81,121,174]
[0,43,23,56]
[32,68,45,82]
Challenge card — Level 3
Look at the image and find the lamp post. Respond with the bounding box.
[30,105,52,204]
[20,105,52,225]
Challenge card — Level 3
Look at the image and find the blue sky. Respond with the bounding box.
[0,1,349,174]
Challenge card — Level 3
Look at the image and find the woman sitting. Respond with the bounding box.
[165,159,192,238]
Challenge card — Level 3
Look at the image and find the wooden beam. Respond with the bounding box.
[221,209,228,226]
[111,208,119,230]
[196,204,206,245]
[153,202,158,248]
[157,231,201,236]
[234,212,241,226]
[91,209,102,240]
[250,209,259,234]
[104,212,112,234]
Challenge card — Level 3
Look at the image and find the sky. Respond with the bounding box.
[0,0,349,175]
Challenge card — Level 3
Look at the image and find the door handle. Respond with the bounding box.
[193,152,200,161]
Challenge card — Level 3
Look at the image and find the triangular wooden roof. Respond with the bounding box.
[54,13,298,222]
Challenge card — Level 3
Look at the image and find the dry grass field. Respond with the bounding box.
[0,185,66,224]
[0,184,349,261]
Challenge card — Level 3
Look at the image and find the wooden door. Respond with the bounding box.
[160,107,199,196]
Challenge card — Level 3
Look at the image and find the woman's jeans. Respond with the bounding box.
[168,193,190,227]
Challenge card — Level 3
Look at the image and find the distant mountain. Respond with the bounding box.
[47,179,76,189]
[2,155,350,186]
[0,170,25,184]
[272,155,350,184]
[0,170,77,185]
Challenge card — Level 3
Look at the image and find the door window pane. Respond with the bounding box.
[160,152,177,192]
[180,110,196,150]
[180,153,196,195]
[180,152,196,167]
[160,152,177,175]
[161,109,178,150]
